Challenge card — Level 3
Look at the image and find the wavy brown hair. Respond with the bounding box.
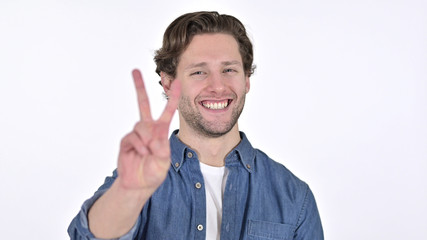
[154,11,255,78]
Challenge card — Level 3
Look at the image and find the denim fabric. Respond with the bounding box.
[68,130,323,240]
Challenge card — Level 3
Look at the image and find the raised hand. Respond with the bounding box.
[88,70,180,238]
[117,69,181,193]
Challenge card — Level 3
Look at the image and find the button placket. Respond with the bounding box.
[187,150,206,238]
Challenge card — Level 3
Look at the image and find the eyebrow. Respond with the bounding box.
[222,60,241,66]
[185,62,207,70]
[185,60,242,70]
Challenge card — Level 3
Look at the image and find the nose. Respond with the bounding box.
[206,73,226,93]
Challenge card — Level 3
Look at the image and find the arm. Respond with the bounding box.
[294,186,324,240]
[75,69,180,239]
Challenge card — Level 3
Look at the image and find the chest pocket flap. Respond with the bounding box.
[248,220,294,240]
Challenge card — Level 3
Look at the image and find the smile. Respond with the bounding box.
[201,100,230,110]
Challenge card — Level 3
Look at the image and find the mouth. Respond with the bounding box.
[200,99,231,110]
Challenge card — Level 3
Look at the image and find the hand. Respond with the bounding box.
[117,69,181,193]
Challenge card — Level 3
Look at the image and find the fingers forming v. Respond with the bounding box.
[132,69,181,141]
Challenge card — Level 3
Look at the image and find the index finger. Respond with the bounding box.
[132,69,153,121]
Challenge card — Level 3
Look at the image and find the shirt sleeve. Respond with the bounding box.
[67,170,142,240]
[294,186,324,240]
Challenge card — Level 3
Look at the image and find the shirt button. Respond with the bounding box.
[246,164,251,169]
[197,224,204,231]
[195,182,202,189]
[187,152,193,158]
[175,162,180,168]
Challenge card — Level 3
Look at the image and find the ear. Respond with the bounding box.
[160,72,174,95]
[245,76,250,93]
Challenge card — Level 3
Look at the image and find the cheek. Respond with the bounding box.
[180,89,194,100]
[236,82,248,95]
[181,82,203,99]
[179,89,197,107]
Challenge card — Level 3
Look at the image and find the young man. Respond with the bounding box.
[68,11,323,240]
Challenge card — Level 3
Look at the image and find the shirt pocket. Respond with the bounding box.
[247,219,295,240]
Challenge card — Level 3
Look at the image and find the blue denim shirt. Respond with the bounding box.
[68,131,323,240]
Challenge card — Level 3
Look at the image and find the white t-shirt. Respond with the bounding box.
[199,162,229,240]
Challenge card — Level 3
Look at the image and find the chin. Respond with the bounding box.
[196,122,236,138]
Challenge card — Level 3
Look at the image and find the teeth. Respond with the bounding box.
[203,101,228,110]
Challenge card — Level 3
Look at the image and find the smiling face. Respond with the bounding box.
[174,33,250,138]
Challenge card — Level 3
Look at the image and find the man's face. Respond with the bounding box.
[175,33,250,138]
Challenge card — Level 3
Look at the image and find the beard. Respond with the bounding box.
[178,92,246,138]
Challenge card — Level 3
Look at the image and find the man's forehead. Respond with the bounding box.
[177,33,243,68]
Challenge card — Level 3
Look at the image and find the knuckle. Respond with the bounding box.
[133,122,142,130]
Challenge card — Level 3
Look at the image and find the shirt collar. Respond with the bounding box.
[233,131,255,173]
[169,130,255,173]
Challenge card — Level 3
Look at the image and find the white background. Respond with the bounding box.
[1,0,426,239]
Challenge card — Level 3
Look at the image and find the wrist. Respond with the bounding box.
[113,177,154,204]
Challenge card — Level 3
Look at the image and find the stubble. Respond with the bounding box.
[178,92,246,138]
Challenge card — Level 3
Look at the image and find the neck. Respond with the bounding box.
[177,124,241,167]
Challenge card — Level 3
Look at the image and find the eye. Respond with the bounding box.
[223,69,235,73]
[191,71,204,76]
